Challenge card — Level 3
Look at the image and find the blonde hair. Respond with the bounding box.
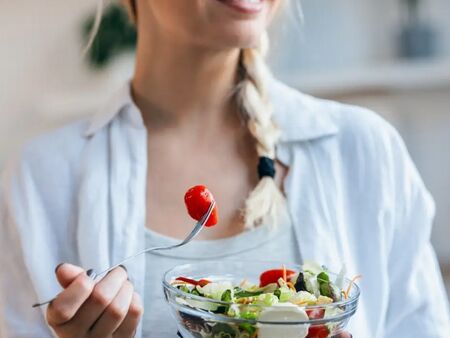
[104,0,286,229]
[121,0,137,23]
[238,39,286,229]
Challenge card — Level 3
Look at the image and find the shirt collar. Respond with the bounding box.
[84,77,338,142]
[84,81,142,137]
[268,78,338,142]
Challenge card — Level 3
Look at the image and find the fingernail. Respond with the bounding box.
[119,265,128,273]
[54,263,64,274]
[86,269,95,278]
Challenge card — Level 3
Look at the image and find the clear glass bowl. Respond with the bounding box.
[163,261,360,338]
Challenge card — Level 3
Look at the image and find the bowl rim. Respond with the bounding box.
[167,299,358,326]
[162,260,361,310]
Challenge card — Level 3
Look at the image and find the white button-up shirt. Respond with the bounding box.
[1,78,449,338]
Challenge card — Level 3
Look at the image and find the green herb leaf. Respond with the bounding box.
[221,289,233,302]
[239,322,257,335]
[319,282,332,297]
[178,285,190,293]
[210,323,238,338]
[234,287,264,298]
[317,272,330,284]
[240,310,260,320]
[274,289,281,299]
[191,289,201,296]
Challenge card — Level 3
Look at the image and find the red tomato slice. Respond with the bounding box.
[175,277,201,285]
[306,308,325,320]
[197,279,211,287]
[184,185,219,227]
[175,277,211,287]
[306,310,328,338]
[306,325,329,338]
[259,268,296,287]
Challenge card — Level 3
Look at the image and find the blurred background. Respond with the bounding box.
[0,0,449,298]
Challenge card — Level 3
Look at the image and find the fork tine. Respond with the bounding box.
[181,201,215,244]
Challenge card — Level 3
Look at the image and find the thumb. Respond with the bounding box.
[55,263,87,288]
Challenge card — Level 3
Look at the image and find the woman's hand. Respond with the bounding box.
[46,263,143,338]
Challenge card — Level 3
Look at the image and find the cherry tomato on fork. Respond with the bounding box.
[184,185,219,227]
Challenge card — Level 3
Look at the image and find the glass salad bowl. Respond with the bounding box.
[163,261,360,338]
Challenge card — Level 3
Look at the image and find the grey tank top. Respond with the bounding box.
[142,211,300,337]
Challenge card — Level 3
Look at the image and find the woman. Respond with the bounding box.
[1,0,449,337]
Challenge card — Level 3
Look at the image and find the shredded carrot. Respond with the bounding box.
[282,264,287,282]
[198,279,211,287]
[343,275,362,299]
[236,297,255,304]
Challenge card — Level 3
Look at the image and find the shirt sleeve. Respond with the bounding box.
[0,160,54,338]
[384,129,450,337]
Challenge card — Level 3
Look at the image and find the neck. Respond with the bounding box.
[131,21,241,129]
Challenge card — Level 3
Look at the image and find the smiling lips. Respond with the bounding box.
[215,0,264,15]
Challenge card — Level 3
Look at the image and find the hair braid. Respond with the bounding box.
[238,34,286,229]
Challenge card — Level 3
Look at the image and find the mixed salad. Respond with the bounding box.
[173,186,359,338]
[171,261,360,338]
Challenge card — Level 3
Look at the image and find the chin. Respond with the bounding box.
[218,26,266,49]
[201,0,275,49]
[147,0,277,52]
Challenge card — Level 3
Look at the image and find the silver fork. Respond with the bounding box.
[32,201,216,308]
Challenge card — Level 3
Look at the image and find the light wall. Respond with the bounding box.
[270,0,450,75]
[0,0,130,164]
